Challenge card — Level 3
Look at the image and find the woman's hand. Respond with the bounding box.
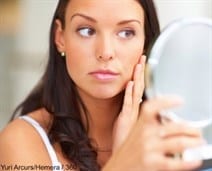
[105,55,204,171]
[105,96,204,171]
[112,55,146,151]
[135,96,203,171]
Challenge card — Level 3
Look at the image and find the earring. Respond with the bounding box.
[61,52,65,57]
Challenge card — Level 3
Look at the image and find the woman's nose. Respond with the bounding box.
[96,35,115,62]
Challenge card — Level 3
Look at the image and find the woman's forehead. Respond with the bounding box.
[65,0,144,22]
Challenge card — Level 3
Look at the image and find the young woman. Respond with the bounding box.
[0,0,204,170]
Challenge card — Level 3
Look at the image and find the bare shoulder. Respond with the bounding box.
[0,113,52,165]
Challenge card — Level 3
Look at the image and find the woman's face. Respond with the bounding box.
[55,0,145,99]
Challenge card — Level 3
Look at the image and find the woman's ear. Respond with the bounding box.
[55,19,65,53]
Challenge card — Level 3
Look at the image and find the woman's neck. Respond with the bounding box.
[78,90,124,149]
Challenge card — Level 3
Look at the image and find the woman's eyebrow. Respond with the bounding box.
[71,13,97,23]
[117,19,141,26]
[70,13,141,26]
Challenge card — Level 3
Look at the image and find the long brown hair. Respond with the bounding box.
[11,0,160,170]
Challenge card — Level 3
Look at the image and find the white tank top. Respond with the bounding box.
[19,115,63,171]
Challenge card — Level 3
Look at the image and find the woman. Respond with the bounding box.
[0,0,204,170]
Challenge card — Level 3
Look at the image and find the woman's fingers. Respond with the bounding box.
[112,81,134,151]
[161,136,204,154]
[140,95,184,124]
[133,55,146,110]
[120,55,146,120]
[121,81,134,116]
[112,56,146,151]
[157,155,202,171]
[151,133,203,170]
[160,123,202,138]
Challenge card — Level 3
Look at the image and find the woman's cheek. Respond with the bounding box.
[124,51,142,80]
[123,61,136,81]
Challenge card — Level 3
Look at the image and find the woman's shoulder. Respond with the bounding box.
[0,109,52,164]
[0,108,52,143]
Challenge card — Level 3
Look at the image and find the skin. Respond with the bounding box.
[0,0,204,170]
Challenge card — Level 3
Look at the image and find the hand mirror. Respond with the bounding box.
[145,18,212,170]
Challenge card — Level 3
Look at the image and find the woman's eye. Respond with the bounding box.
[118,30,135,39]
[77,27,95,37]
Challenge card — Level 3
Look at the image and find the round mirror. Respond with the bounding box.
[146,18,212,128]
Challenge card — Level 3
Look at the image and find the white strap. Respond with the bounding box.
[19,115,62,168]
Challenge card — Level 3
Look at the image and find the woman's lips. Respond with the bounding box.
[89,70,119,81]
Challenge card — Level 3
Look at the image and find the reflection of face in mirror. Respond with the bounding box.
[146,18,212,128]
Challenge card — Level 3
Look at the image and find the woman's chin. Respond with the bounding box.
[90,91,120,100]
[77,84,125,100]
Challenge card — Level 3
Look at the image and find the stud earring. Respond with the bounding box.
[61,52,65,57]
